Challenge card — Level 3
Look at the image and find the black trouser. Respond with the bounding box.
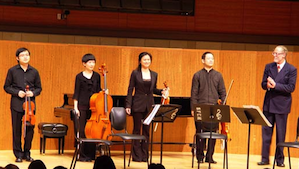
[195,121,218,161]
[132,111,150,161]
[11,109,34,158]
[261,111,288,164]
[73,109,96,160]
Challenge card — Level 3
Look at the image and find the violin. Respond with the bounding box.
[85,64,113,140]
[22,85,36,138]
[221,122,231,141]
[161,81,170,105]
[154,81,170,132]
[220,80,234,141]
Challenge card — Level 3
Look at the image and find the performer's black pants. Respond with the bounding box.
[11,109,34,158]
[73,109,96,160]
[195,121,218,161]
[132,110,149,161]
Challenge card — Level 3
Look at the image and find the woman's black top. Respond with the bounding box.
[73,71,101,110]
[143,80,151,94]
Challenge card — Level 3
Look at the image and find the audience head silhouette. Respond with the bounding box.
[5,164,19,169]
[93,155,116,169]
[53,166,67,169]
[28,160,46,169]
[148,163,165,169]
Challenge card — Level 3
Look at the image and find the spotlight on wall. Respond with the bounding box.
[57,10,70,20]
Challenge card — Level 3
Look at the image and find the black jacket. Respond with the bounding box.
[126,69,162,113]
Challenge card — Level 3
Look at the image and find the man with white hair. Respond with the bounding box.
[258,45,297,167]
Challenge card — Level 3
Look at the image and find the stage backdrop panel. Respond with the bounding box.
[0,40,298,157]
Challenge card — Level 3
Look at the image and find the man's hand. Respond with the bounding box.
[103,89,109,95]
[267,76,276,88]
[191,110,194,117]
[18,91,26,98]
[217,99,222,105]
[126,108,131,115]
[26,91,34,97]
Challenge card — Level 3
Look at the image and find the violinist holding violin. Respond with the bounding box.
[190,52,226,164]
[73,54,102,162]
[4,47,42,163]
[126,52,167,162]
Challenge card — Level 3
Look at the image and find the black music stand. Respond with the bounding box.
[143,104,181,164]
[231,106,272,169]
[193,104,230,169]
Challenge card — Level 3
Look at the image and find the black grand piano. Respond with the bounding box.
[54,94,191,118]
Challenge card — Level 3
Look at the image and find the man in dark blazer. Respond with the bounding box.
[258,45,297,167]
[190,52,226,164]
[4,47,42,162]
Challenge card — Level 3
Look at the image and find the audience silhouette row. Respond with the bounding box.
[1,155,166,169]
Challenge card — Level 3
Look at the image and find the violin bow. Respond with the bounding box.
[223,79,234,105]
[23,88,28,139]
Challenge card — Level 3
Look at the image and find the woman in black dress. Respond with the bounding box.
[126,52,167,162]
[73,53,101,161]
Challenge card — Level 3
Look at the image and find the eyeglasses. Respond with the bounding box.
[19,54,29,57]
[272,52,285,56]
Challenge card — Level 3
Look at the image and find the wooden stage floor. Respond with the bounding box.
[0,150,297,169]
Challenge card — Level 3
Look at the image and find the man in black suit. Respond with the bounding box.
[4,47,42,162]
[258,45,297,167]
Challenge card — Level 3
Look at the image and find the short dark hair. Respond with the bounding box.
[201,51,213,60]
[148,163,165,169]
[53,166,67,169]
[93,155,116,169]
[16,47,30,57]
[82,53,96,63]
[28,160,46,169]
[137,52,152,71]
[4,164,19,169]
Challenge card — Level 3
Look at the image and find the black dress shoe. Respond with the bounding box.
[196,155,205,163]
[78,158,92,162]
[205,159,217,164]
[15,157,22,162]
[257,161,269,165]
[25,156,34,162]
[277,163,285,167]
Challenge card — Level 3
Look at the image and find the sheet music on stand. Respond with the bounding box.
[143,104,161,125]
[242,105,272,127]
[231,105,272,169]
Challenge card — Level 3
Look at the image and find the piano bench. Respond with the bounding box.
[38,123,68,155]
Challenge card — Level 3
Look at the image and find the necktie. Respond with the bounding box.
[277,65,281,72]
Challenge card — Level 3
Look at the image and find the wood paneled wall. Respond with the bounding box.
[0,40,299,157]
[0,0,299,36]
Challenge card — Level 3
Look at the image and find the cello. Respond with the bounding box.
[22,85,36,138]
[85,64,113,140]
